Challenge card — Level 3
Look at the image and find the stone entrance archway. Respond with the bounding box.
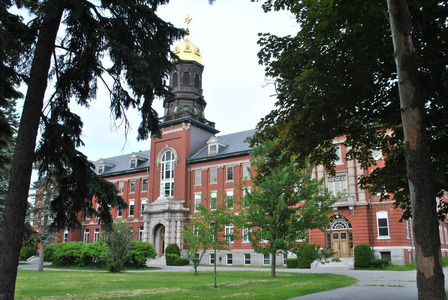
[153,224,166,257]
[326,215,353,258]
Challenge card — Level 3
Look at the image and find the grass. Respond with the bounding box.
[355,263,416,271]
[43,265,160,271]
[15,270,357,299]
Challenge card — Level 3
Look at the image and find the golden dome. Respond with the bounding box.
[173,33,202,64]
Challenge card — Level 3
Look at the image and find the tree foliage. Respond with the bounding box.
[250,0,448,220]
[244,140,335,277]
[102,220,134,272]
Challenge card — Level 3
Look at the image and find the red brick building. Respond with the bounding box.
[60,30,448,266]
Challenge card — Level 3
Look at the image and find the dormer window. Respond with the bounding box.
[128,153,148,169]
[130,159,137,169]
[98,165,104,174]
[209,144,218,155]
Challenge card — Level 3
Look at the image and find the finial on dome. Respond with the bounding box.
[184,15,192,35]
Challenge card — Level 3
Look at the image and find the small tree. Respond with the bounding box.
[183,217,214,275]
[244,141,336,278]
[354,244,373,268]
[102,220,133,272]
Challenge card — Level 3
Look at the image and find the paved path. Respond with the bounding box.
[19,262,448,299]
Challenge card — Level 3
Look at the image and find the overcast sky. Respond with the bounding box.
[70,0,298,161]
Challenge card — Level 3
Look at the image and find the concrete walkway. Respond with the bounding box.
[18,262,448,299]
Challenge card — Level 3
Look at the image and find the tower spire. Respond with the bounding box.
[184,15,192,35]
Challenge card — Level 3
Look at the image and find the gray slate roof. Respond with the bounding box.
[95,150,150,176]
[188,129,255,162]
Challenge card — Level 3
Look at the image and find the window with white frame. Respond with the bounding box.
[94,228,100,242]
[210,192,217,210]
[263,253,270,265]
[283,253,288,265]
[225,224,234,242]
[376,211,390,238]
[372,149,383,160]
[130,159,137,168]
[244,253,251,265]
[440,226,445,244]
[141,199,147,212]
[209,144,218,155]
[98,165,104,174]
[445,227,448,245]
[195,170,202,185]
[117,206,122,218]
[63,230,69,242]
[139,226,144,241]
[226,190,234,209]
[406,220,410,239]
[243,226,252,242]
[243,163,250,179]
[130,180,136,193]
[210,168,217,184]
[335,144,343,165]
[243,188,250,208]
[129,201,135,217]
[194,194,201,212]
[193,224,199,237]
[327,174,347,197]
[226,166,233,181]
[83,229,89,244]
[142,179,148,191]
[226,253,233,265]
[160,150,175,197]
[118,181,124,194]
[210,253,215,264]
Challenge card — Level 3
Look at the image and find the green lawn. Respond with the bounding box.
[15,270,357,299]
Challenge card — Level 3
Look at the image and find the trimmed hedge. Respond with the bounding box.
[354,244,372,268]
[371,258,389,269]
[173,256,189,266]
[296,244,318,269]
[80,242,108,267]
[52,242,85,266]
[126,241,157,268]
[165,243,181,266]
[286,258,298,268]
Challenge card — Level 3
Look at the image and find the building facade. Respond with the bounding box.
[61,30,448,266]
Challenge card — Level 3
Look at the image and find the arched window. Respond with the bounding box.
[172,73,178,87]
[183,71,190,85]
[160,150,175,197]
[194,74,200,88]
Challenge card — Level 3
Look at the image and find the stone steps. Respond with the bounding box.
[311,257,354,270]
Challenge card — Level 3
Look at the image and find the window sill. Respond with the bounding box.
[377,236,391,240]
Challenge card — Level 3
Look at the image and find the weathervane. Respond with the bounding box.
[184,15,192,35]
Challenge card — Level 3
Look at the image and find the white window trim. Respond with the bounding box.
[160,150,175,198]
[129,200,135,217]
[244,253,251,265]
[376,210,390,239]
[226,253,233,265]
[225,223,234,243]
[194,194,201,212]
[210,168,217,184]
[226,166,234,181]
[210,192,217,211]
[226,190,234,209]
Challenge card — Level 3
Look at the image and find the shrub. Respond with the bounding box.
[166,253,179,266]
[371,258,389,269]
[173,256,190,266]
[354,244,372,268]
[52,242,85,266]
[44,243,59,262]
[296,244,318,268]
[126,241,157,268]
[286,258,298,268]
[20,244,37,261]
[165,243,181,266]
[103,220,134,272]
[442,256,448,267]
[80,242,108,267]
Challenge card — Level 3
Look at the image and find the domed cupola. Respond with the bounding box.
[163,16,213,128]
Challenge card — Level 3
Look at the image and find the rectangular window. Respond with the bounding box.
[243,163,250,179]
[225,224,234,242]
[119,181,124,194]
[226,253,233,265]
[83,229,89,244]
[195,170,202,186]
[94,229,100,242]
[210,168,217,184]
[130,180,136,193]
[440,226,444,245]
[139,226,144,241]
[210,192,217,210]
[335,145,343,165]
[327,174,347,197]
[64,230,68,242]
[226,190,234,209]
[142,179,148,191]
[98,165,104,174]
[141,199,147,213]
[263,253,270,265]
[194,194,201,212]
[377,211,390,238]
[209,144,218,155]
[283,253,288,265]
[244,253,251,265]
[130,159,137,168]
[129,201,135,217]
[243,226,252,242]
[117,206,122,218]
[210,253,215,264]
[193,224,199,237]
[243,188,250,208]
[226,166,233,181]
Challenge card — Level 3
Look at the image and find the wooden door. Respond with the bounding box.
[330,231,351,257]
[160,228,165,256]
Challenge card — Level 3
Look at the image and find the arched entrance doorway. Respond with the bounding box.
[153,224,166,257]
[326,215,353,257]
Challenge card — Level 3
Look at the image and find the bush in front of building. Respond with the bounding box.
[20,243,37,261]
[52,242,85,266]
[44,243,58,262]
[173,256,190,266]
[371,258,389,269]
[80,241,108,267]
[354,244,372,268]
[286,258,298,268]
[126,241,157,268]
[165,243,181,266]
[296,244,318,268]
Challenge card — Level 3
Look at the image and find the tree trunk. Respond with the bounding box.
[0,3,63,299]
[387,1,445,299]
[271,252,276,278]
[38,243,45,272]
[213,247,217,288]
